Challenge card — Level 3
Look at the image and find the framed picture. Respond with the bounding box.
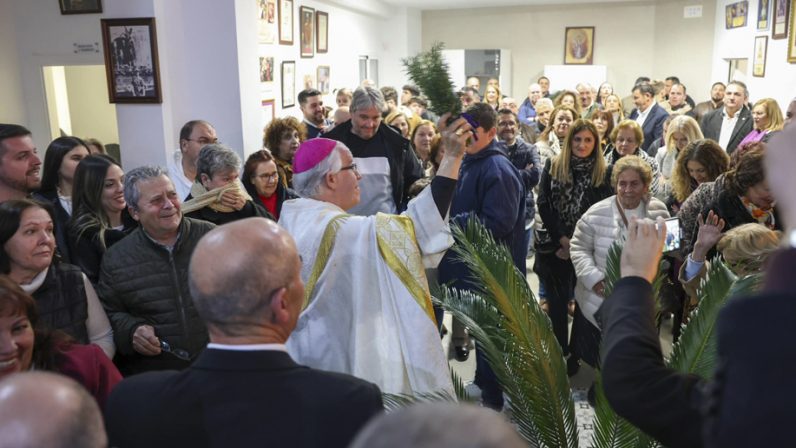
[316,11,328,54]
[726,1,749,29]
[100,18,162,103]
[59,0,102,14]
[281,61,295,108]
[258,0,276,44]
[727,58,748,83]
[262,99,275,123]
[300,6,315,58]
[789,1,796,62]
[278,0,293,45]
[259,56,274,83]
[773,0,790,38]
[317,65,330,94]
[753,35,768,76]
[564,27,594,65]
[758,0,772,29]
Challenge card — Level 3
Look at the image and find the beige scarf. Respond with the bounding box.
[181,179,252,214]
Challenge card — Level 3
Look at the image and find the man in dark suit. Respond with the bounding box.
[601,123,796,447]
[628,82,669,155]
[699,80,752,154]
[104,217,383,448]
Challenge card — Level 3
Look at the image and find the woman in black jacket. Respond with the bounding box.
[242,149,297,221]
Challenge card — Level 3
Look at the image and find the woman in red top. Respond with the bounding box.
[0,275,121,409]
[242,150,298,221]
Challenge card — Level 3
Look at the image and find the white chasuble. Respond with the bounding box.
[279,187,455,396]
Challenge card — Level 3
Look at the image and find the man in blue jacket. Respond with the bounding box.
[438,103,526,411]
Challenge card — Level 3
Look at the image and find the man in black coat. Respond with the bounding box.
[601,119,796,448]
[699,80,752,154]
[628,82,670,154]
[105,218,383,448]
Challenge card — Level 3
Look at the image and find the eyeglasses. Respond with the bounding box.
[185,137,219,145]
[339,163,359,175]
[255,172,279,182]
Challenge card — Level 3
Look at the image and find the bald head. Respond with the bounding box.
[349,403,525,448]
[0,372,106,448]
[189,218,303,339]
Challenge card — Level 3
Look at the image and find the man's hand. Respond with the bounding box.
[765,122,796,231]
[555,236,571,260]
[621,217,666,283]
[220,189,246,211]
[132,325,162,356]
[435,113,473,180]
[592,280,606,297]
[692,211,726,262]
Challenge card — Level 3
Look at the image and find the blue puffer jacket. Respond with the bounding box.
[438,140,526,290]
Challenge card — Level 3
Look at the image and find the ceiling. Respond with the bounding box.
[381,0,652,10]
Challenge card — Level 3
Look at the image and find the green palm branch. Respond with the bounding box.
[436,217,578,447]
[402,42,461,119]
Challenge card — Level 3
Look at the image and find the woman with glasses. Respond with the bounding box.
[242,150,298,221]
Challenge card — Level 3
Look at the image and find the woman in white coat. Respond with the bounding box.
[570,155,670,367]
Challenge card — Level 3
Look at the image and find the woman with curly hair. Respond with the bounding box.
[554,90,582,118]
[669,139,730,216]
[263,117,307,188]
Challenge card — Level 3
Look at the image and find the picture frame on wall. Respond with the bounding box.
[258,0,277,44]
[300,6,315,58]
[317,65,330,93]
[563,27,594,65]
[262,99,275,122]
[753,35,768,76]
[281,61,296,108]
[789,1,796,62]
[278,0,294,45]
[100,18,162,103]
[316,11,328,54]
[59,0,102,14]
[758,0,771,30]
[726,1,749,29]
[773,0,790,38]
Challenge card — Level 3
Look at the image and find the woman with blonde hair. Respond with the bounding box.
[484,84,501,110]
[535,118,613,369]
[385,110,410,138]
[655,115,704,199]
[603,93,625,125]
[739,98,784,147]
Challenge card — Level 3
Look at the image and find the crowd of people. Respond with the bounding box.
[0,70,794,447]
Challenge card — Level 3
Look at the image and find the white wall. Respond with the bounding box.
[710,0,796,110]
[422,1,717,101]
[0,1,26,124]
[64,65,120,145]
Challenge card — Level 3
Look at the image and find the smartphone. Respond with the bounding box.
[662,217,681,253]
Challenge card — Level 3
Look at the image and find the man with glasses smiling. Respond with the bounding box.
[168,120,218,201]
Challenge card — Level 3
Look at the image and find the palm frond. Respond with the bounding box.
[591,372,643,448]
[436,217,578,447]
[402,42,461,118]
[603,242,623,298]
[382,389,459,412]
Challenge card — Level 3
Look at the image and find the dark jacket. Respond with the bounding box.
[601,249,796,448]
[97,217,215,375]
[629,102,670,153]
[183,196,272,225]
[438,141,527,289]
[105,349,383,448]
[67,210,138,285]
[324,120,423,211]
[34,263,90,344]
[498,137,541,222]
[537,158,614,244]
[243,181,298,220]
[700,106,753,154]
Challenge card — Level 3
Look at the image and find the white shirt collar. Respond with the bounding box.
[207,343,288,352]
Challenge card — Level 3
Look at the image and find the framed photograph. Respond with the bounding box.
[300,6,315,58]
[258,0,276,44]
[726,1,749,29]
[100,18,162,103]
[789,1,796,62]
[564,27,594,65]
[758,0,772,29]
[317,65,330,94]
[259,56,274,83]
[753,35,768,76]
[316,11,328,54]
[278,0,293,45]
[262,99,275,122]
[773,0,790,38]
[59,0,102,14]
[281,61,295,108]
